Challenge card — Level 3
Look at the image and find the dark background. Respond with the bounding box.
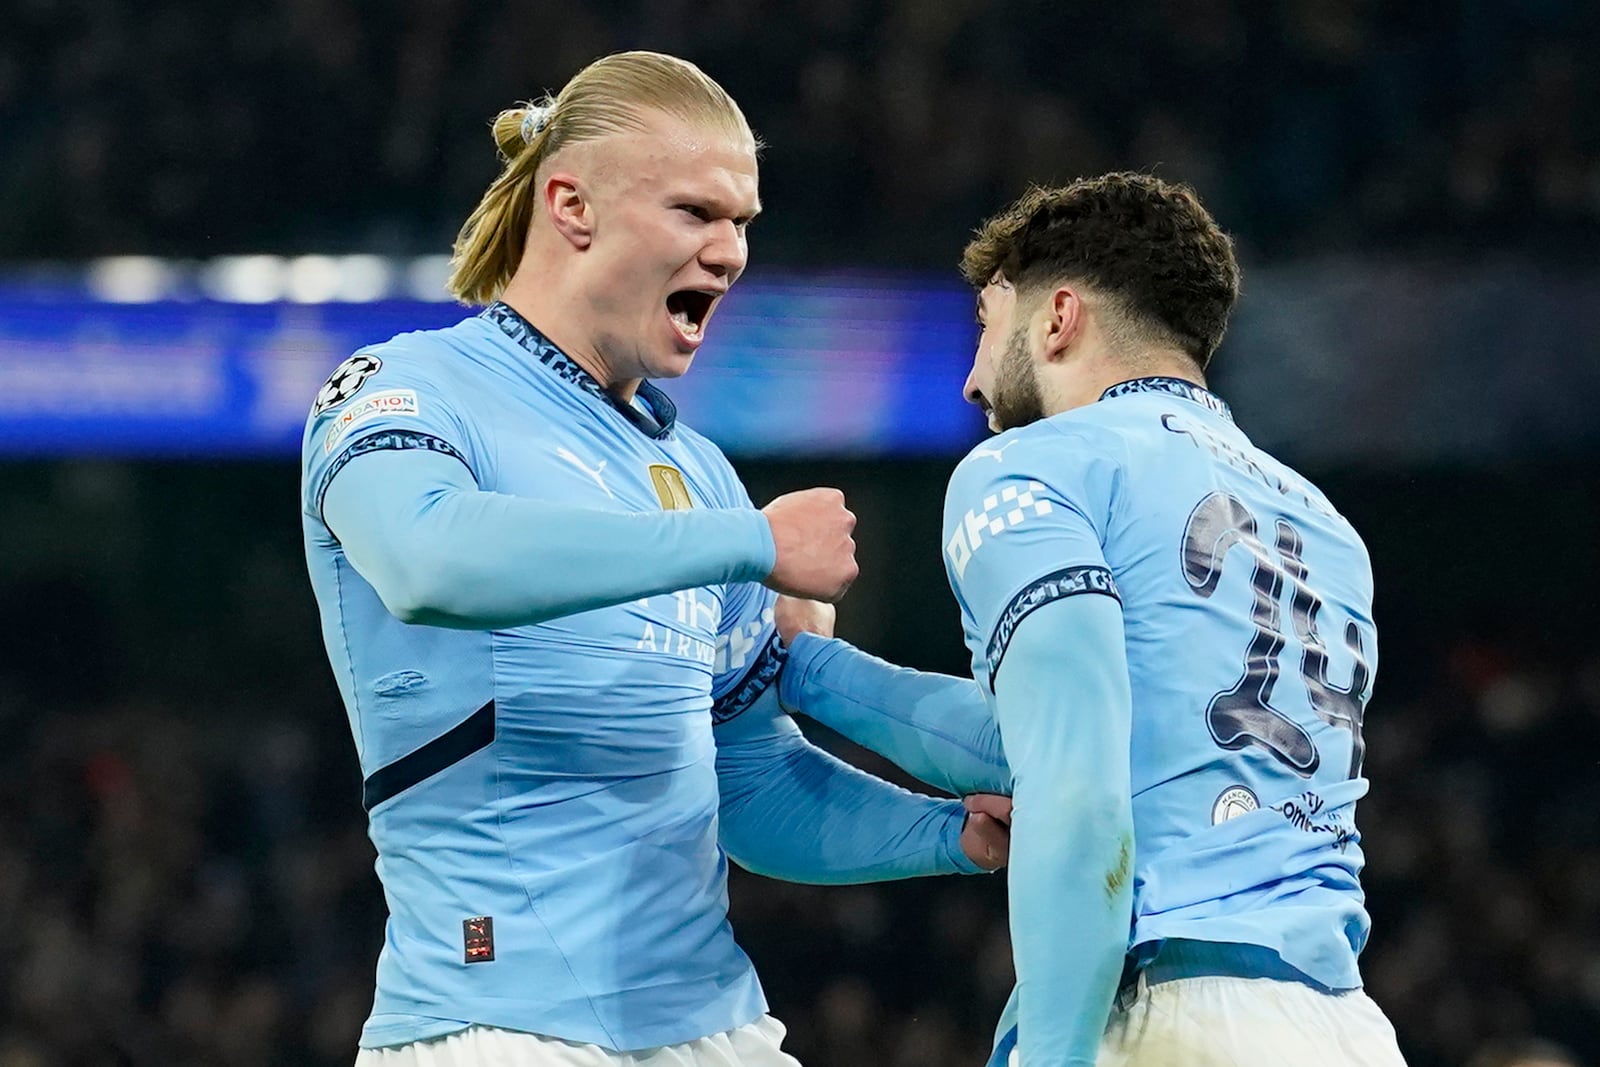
[2,2,1599,1065]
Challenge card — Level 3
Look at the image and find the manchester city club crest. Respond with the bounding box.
[1211,785,1259,825]
[312,353,382,416]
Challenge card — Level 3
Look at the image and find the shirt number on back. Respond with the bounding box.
[1182,491,1370,779]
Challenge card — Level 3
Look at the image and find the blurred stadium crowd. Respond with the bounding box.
[3,0,1599,263]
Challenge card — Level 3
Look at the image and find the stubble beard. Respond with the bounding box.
[990,325,1046,432]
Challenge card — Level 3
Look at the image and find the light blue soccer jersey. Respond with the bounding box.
[301,304,796,1050]
[941,376,1377,992]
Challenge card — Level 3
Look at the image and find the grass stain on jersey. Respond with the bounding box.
[1104,835,1133,904]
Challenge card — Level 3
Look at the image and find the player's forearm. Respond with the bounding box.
[996,596,1133,1066]
[716,689,982,883]
[325,449,775,628]
[780,634,1011,796]
[385,490,772,628]
[1010,802,1130,1065]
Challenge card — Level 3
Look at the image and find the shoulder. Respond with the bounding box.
[947,415,1128,506]
[307,317,492,422]
[345,318,489,383]
[302,317,492,474]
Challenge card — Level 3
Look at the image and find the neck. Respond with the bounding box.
[1044,350,1206,418]
[497,271,643,403]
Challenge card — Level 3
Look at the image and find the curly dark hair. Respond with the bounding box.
[961,173,1241,368]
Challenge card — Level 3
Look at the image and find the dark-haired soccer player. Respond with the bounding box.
[779,173,1407,1065]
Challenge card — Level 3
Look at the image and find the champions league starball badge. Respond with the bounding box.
[312,353,383,416]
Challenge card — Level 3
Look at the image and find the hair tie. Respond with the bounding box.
[520,105,553,144]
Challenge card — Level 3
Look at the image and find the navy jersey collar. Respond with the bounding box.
[482,301,678,439]
[1100,376,1233,423]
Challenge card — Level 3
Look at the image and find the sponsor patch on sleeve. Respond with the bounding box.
[945,481,1054,580]
[323,389,420,453]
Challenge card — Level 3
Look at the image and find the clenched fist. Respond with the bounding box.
[761,488,859,603]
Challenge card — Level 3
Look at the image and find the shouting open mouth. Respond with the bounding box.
[666,288,722,349]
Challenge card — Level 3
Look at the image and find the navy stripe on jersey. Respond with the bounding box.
[986,566,1121,686]
[711,634,787,724]
[1100,376,1234,422]
[363,701,496,811]
[317,429,474,517]
[989,1024,1018,1067]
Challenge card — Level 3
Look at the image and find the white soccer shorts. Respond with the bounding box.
[1008,974,1408,1066]
[355,1015,801,1067]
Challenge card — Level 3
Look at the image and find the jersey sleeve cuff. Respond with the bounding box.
[748,508,778,580]
[711,634,787,725]
[776,631,838,710]
[716,507,777,584]
[315,428,475,520]
[942,802,987,875]
[987,565,1120,688]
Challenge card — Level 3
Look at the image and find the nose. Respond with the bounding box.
[699,219,748,280]
[962,367,984,407]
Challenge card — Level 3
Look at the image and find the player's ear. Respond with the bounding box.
[1040,285,1084,363]
[543,173,594,250]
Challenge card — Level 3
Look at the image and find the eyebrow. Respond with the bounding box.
[675,189,762,225]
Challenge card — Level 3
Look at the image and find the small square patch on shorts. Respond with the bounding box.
[463,916,494,963]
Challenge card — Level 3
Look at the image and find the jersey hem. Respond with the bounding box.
[359,996,769,1052]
